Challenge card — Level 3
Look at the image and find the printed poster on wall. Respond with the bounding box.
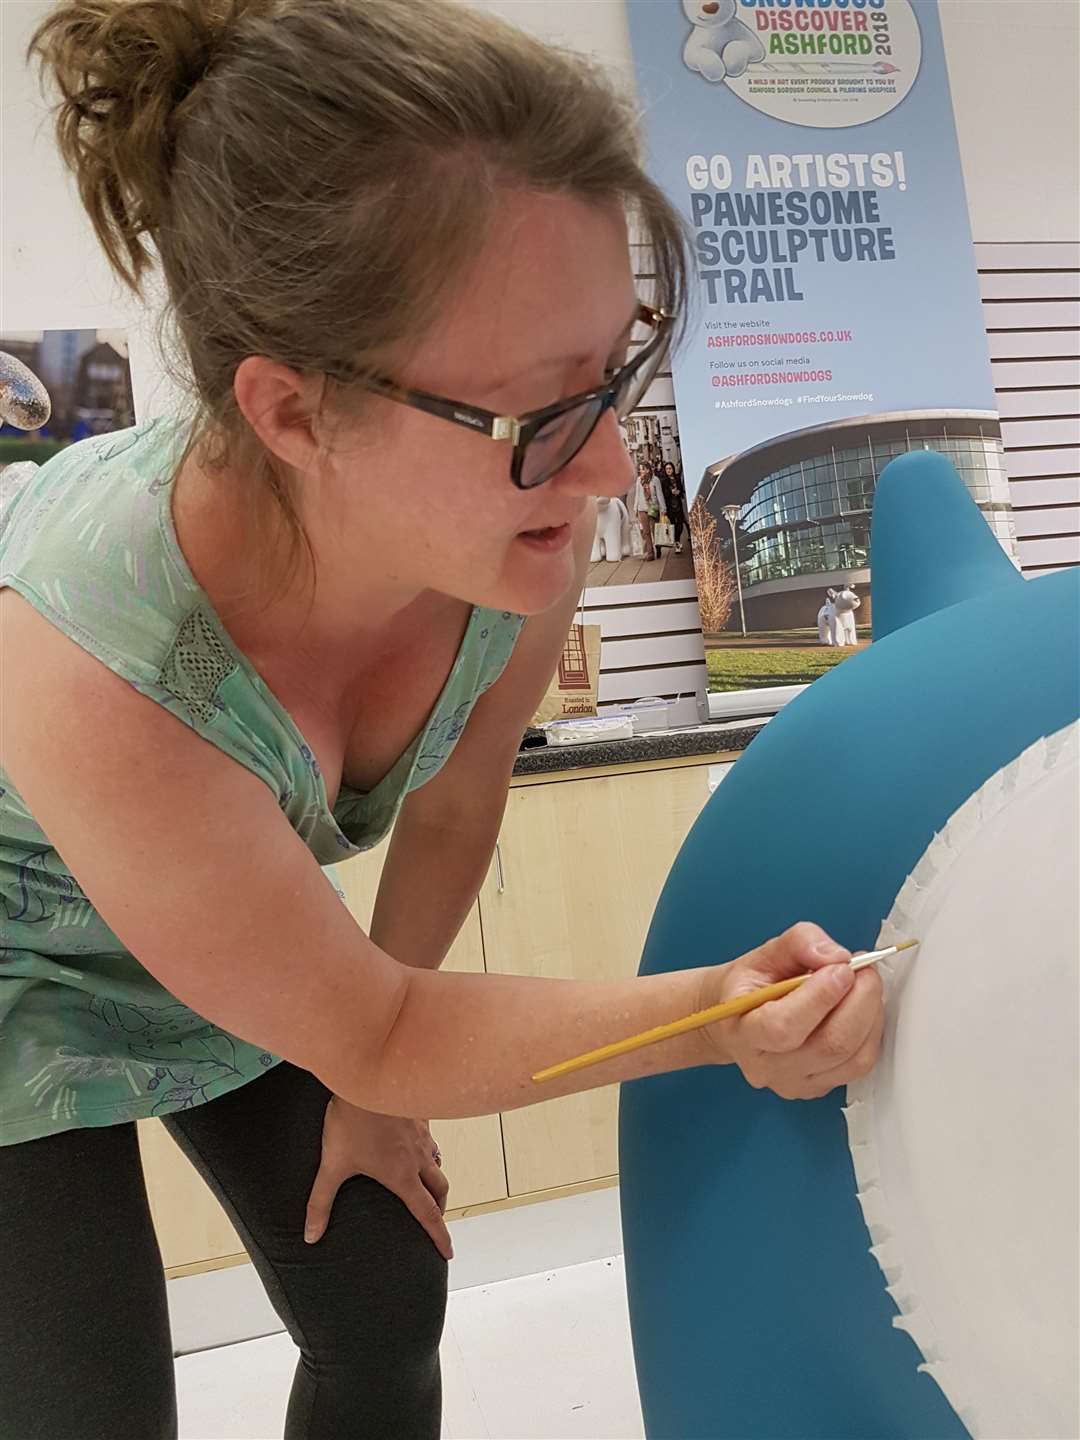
[626,0,1012,705]
[0,329,135,470]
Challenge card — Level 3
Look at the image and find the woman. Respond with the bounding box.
[659,458,691,552]
[0,3,883,1437]
[631,458,666,561]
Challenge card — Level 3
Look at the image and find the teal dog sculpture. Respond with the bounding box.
[620,451,1079,1439]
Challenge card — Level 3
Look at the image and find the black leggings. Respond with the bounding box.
[0,1062,447,1440]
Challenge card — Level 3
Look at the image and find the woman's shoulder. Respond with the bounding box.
[1,417,186,543]
[1,415,201,671]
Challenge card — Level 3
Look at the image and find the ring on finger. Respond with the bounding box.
[432,1147,442,1166]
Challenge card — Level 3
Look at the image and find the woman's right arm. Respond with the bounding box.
[2,592,878,1119]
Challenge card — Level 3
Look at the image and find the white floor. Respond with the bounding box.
[176,1255,643,1440]
[172,1187,646,1440]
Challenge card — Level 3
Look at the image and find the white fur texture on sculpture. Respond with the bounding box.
[591,496,632,562]
[682,0,765,83]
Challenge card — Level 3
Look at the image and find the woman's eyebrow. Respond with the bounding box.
[486,302,642,392]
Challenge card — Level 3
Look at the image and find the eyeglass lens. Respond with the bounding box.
[615,312,669,418]
[520,395,606,489]
[519,314,670,488]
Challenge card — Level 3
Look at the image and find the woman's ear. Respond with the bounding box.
[233,356,322,474]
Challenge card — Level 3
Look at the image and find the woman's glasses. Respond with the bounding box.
[354,303,675,490]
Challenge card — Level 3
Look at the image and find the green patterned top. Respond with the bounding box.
[0,417,524,1144]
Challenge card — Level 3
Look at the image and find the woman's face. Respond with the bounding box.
[322,191,639,616]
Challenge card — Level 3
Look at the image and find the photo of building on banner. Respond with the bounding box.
[627,0,1015,706]
[0,329,135,471]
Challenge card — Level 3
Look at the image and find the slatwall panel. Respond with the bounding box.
[583,577,707,726]
[977,242,1080,575]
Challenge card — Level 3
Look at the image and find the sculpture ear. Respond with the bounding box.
[871,450,1021,640]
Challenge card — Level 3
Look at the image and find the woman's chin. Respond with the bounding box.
[505,544,579,615]
[467,557,574,618]
[440,537,579,617]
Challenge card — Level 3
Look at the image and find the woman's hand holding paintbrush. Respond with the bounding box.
[534,923,888,1100]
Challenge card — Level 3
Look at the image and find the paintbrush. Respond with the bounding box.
[531,940,917,1085]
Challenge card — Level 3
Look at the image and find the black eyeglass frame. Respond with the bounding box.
[340,302,675,490]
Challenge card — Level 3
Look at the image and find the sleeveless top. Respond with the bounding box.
[0,417,525,1144]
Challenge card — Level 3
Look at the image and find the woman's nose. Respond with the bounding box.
[558,409,633,499]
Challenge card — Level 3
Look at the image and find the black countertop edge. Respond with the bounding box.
[511,720,768,777]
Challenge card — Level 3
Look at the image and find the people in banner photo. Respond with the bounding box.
[597,408,697,587]
[658,460,690,553]
[631,458,666,563]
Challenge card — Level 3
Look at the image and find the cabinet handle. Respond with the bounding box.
[495,841,505,894]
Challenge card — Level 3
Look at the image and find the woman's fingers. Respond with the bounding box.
[304,1161,344,1245]
[805,991,885,1086]
[803,968,883,1075]
[722,923,886,1099]
[741,970,884,1097]
[404,1179,454,1261]
[421,1161,450,1215]
[748,921,851,982]
[741,961,855,1054]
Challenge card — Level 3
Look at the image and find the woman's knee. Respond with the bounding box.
[298,1174,448,1356]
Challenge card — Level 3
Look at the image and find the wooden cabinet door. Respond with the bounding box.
[479,764,714,1196]
[139,839,508,1273]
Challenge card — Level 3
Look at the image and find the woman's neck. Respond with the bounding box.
[170,453,446,673]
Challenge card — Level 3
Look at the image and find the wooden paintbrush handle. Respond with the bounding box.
[532,973,810,1084]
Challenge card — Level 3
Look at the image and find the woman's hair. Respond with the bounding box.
[30,0,690,597]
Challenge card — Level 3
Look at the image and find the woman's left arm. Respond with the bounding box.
[304,509,596,1249]
[369,509,596,972]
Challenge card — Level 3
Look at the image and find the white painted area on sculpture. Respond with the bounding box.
[847,723,1080,1440]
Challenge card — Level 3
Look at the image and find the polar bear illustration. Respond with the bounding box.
[682,0,765,83]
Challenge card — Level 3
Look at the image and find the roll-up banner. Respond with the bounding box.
[626,0,1011,703]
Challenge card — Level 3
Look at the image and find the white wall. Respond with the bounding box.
[0,1,170,417]
[938,0,1079,244]
[467,0,1080,246]
[2,2,129,325]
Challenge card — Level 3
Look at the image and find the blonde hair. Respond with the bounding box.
[30,0,689,595]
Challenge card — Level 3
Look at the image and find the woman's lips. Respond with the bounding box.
[517,522,572,552]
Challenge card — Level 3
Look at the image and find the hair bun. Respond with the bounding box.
[29,0,260,287]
